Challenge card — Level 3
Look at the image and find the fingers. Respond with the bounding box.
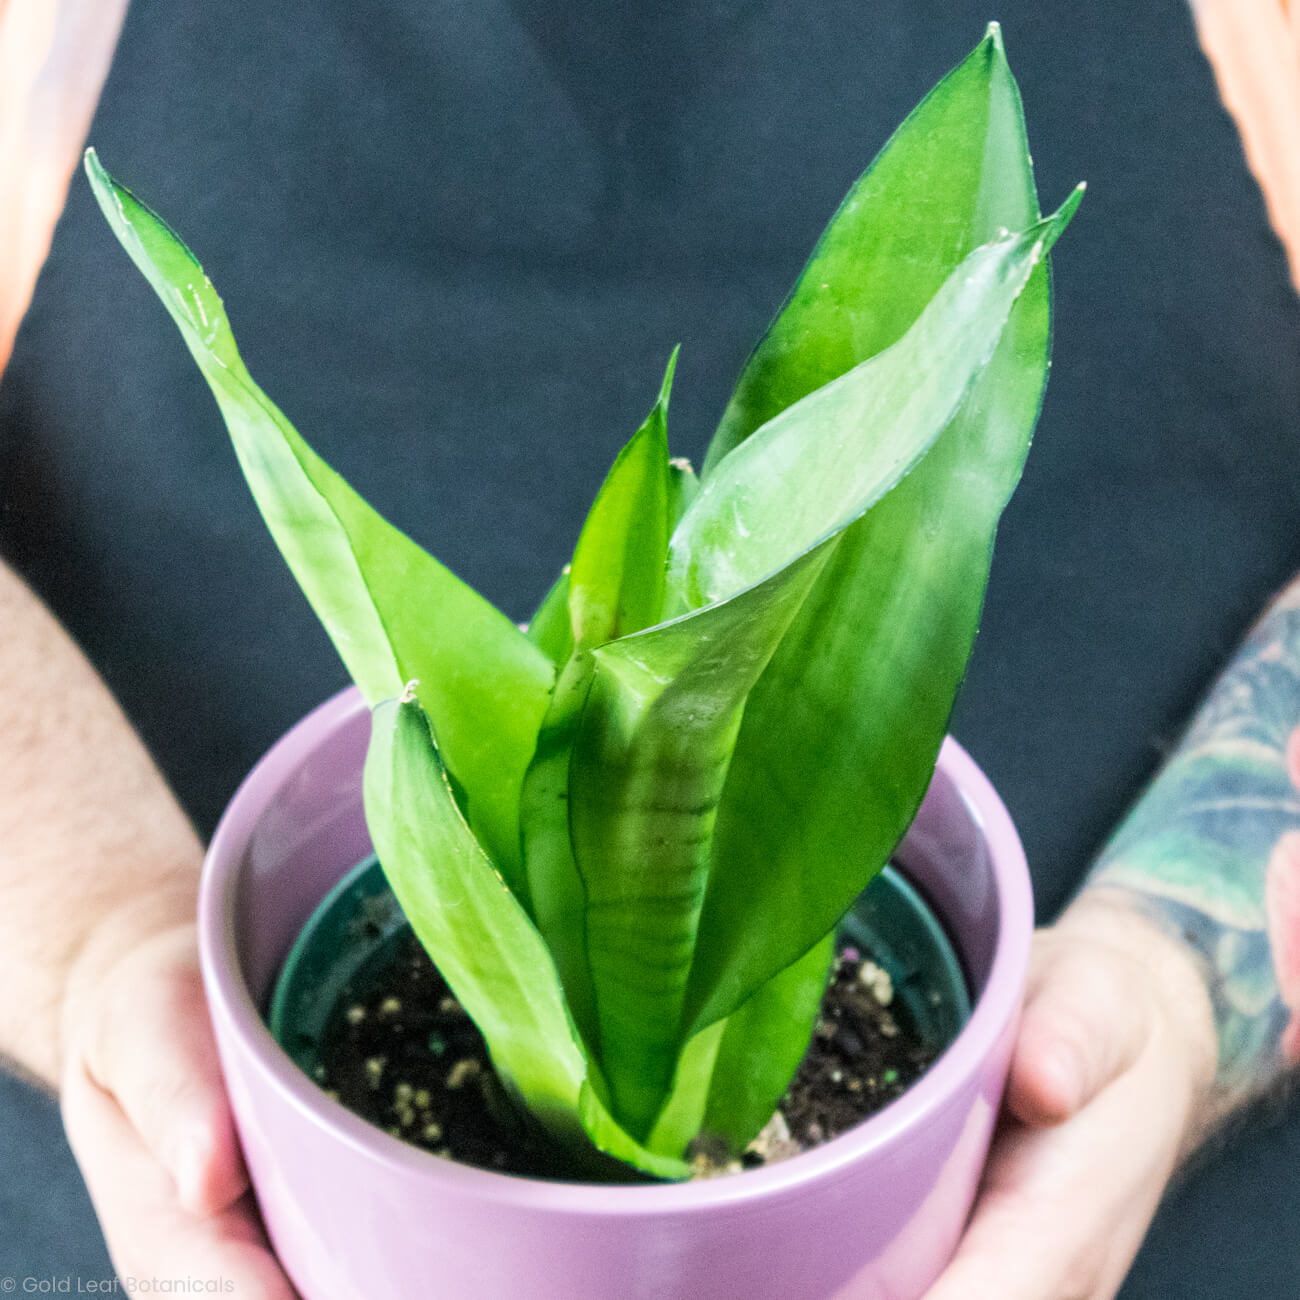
[923,1065,1176,1300]
[62,1055,297,1298]
[71,924,248,1216]
[923,918,1212,1300]
[61,921,296,1297]
[1005,932,1153,1126]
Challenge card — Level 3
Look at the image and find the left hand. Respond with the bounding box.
[923,892,1217,1300]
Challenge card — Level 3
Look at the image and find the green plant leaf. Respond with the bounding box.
[525,568,574,666]
[683,31,1075,1032]
[667,195,1079,612]
[568,349,677,648]
[571,547,833,1137]
[84,150,554,883]
[568,184,1077,1135]
[703,22,1034,475]
[364,697,689,1180]
[700,929,836,1152]
[667,456,699,527]
[644,1018,727,1159]
[518,362,679,1053]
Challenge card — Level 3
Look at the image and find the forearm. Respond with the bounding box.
[0,559,202,1087]
[1085,571,1300,1134]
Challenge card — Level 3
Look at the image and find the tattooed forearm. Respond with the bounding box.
[1090,577,1300,1112]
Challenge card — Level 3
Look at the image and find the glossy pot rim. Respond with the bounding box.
[198,686,1032,1216]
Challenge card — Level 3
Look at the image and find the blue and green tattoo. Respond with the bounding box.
[1090,579,1300,1103]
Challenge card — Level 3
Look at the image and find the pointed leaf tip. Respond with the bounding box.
[659,345,681,404]
[83,148,122,210]
[1033,183,1085,260]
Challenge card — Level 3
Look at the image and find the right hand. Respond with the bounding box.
[59,898,297,1297]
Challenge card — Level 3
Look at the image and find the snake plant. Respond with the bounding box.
[88,25,1079,1179]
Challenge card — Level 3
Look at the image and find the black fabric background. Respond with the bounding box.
[2,0,1300,1291]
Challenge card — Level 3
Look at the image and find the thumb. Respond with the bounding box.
[66,922,248,1216]
[1004,928,1153,1127]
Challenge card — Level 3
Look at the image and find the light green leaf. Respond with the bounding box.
[364,698,688,1179]
[703,22,1035,473]
[517,652,598,1043]
[568,349,677,648]
[85,151,554,883]
[363,699,589,1133]
[644,1019,727,1159]
[683,33,1074,1032]
[570,186,1078,1132]
[525,567,574,667]
[667,456,699,528]
[668,192,1080,612]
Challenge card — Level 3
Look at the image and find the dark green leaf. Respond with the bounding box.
[700,930,836,1152]
[569,182,1079,1131]
[569,547,833,1136]
[703,22,1037,473]
[684,32,1072,1031]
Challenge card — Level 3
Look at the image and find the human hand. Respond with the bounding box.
[59,893,296,1297]
[924,891,1218,1300]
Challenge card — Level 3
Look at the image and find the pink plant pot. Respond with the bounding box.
[198,687,1032,1300]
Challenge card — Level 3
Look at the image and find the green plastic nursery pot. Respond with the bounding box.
[268,855,971,1103]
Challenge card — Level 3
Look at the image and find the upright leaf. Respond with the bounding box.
[643,1019,728,1160]
[703,22,1032,474]
[685,30,1070,1031]
[667,456,699,528]
[364,698,688,1179]
[85,152,554,883]
[700,930,836,1152]
[519,361,678,1051]
[667,197,1079,612]
[570,189,1077,1134]
[568,350,677,648]
[525,568,574,666]
[571,547,833,1137]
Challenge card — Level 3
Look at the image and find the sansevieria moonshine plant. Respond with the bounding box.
[87,26,1079,1180]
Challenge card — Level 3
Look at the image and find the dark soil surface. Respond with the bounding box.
[761,945,936,1164]
[315,931,568,1178]
[315,933,938,1181]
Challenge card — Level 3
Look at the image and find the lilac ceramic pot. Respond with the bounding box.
[198,687,1032,1300]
